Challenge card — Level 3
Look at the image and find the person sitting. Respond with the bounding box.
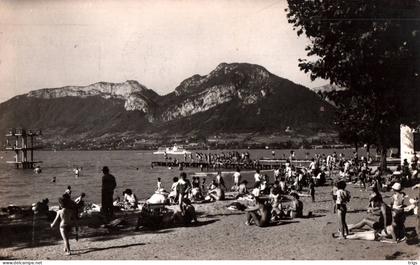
[168,177,179,204]
[207,180,217,191]
[251,181,262,198]
[123,189,138,209]
[348,193,392,233]
[340,209,406,243]
[337,224,397,242]
[147,191,168,205]
[260,180,269,195]
[392,165,403,183]
[245,197,272,227]
[234,180,249,199]
[74,193,86,213]
[172,198,198,226]
[367,186,382,211]
[288,192,303,219]
[206,182,225,201]
[191,177,204,201]
[32,198,49,216]
[113,196,122,207]
[279,177,288,194]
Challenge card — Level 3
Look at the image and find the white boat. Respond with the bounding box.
[153,144,192,155]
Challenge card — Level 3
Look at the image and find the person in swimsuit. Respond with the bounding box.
[245,197,272,227]
[336,180,351,239]
[348,194,392,233]
[123,189,138,209]
[50,197,78,255]
[177,172,191,213]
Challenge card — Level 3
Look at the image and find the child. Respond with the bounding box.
[123,189,138,209]
[390,182,407,240]
[391,182,405,211]
[168,177,179,204]
[270,182,282,218]
[232,168,242,191]
[289,192,303,219]
[50,197,77,255]
[245,197,272,227]
[236,180,248,199]
[308,179,315,202]
[157,178,162,191]
[336,180,351,239]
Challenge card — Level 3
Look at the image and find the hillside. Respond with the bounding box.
[0,63,338,149]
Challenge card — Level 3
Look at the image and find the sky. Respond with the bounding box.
[0,0,327,103]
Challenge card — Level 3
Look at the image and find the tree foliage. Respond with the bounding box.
[286,0,420,167]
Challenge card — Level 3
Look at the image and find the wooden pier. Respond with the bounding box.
[151,157,397,170]
[5,128,42,169]
[151,158,312,171]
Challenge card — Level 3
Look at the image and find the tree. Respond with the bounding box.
[286,0,420,169]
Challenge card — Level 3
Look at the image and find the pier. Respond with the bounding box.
[151,158,313,171]
[5,128,42,169]
[151,157,399,171]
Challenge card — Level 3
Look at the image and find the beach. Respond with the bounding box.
[0,184,418,260]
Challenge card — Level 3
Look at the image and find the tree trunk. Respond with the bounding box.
[380,146,387,171]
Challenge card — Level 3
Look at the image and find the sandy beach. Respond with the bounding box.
[0,184,418,260]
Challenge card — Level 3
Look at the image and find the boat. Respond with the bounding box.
[153,144,192,155]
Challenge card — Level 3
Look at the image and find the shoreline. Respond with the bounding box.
[0,184,418,260]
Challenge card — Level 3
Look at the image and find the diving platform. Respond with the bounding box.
[5,128,42,169]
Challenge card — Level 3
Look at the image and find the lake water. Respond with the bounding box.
[0,148,367,207]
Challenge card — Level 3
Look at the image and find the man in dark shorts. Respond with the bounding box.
[101,166,117,220]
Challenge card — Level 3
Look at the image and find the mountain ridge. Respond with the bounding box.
[0,62,338,149]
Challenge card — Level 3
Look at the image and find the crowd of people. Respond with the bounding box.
[39,150,420,256]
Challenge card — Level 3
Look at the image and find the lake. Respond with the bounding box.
[0,148,367,207]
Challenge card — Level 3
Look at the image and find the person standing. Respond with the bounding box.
[215,170,226,191]
[177,172,192,213]
[232,168,242,191]
[101,166,116,221]
[254,169,262,183]
[50,197,78,255]
[336,180,351,239]
[308,178,315,202]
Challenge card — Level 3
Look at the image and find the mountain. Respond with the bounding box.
[0,63,337,149]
